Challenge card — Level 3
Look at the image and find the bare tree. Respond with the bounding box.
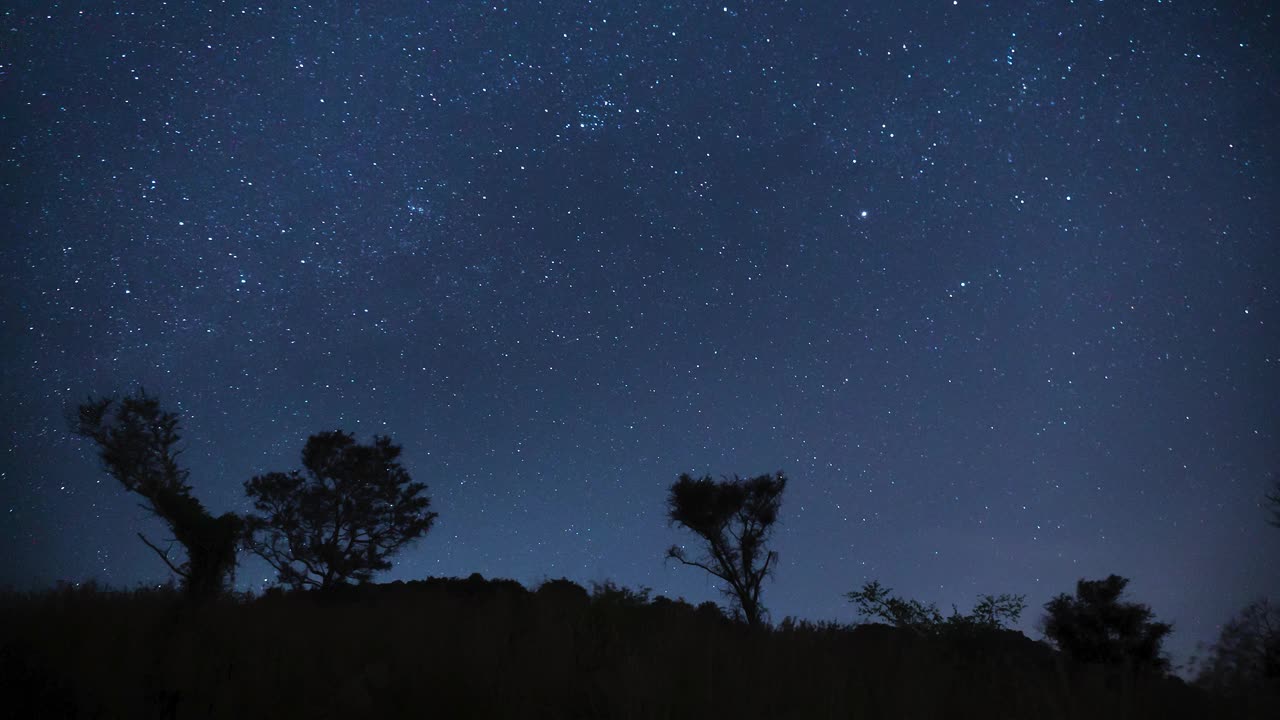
[244,430,438,590]
[72,389,242,600]
[1195,598,1280,694]
[665,472,786,627]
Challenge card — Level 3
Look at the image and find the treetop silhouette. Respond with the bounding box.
[244,430,438,590]
[1041,574,1173,672]
[665,471,786,627]
[72,388,242,601]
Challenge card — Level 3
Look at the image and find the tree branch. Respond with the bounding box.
[137,532,188,579]
[666,549,734,584]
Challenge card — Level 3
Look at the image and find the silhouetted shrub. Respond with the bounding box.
[590,580,652,608]
[847,580,944,632]
[535,577,590,609]
[846,580,1026,636]
[1042,574,1173,672]
[695,600,726,622]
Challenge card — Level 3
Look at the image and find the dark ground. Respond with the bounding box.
[2,576,1274,719]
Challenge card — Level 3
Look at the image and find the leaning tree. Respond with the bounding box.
[665,472,787,627]
[73,388,242,600]
[244,430,438,590]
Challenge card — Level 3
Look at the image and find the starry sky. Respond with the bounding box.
[3,1,1277,668]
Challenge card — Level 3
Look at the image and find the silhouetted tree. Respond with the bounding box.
[1195,598,1280,695]
[1041,574,1173,672]
[243,430,437,590]
[665,472,786,627]
[847,580,1025,635]
[72,389,242,601]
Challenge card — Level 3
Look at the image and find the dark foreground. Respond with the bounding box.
[1,577,1273,719]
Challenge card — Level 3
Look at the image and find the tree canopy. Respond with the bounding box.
[72,389,242,600]
[244,430,438,590]
[665,472,787,627]
[1041,574,1173,672]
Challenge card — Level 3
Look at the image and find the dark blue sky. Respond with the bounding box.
[3,1,1277,668]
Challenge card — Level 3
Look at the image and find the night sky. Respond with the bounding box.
[3,1,1277,669]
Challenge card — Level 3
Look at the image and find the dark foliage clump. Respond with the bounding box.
[1042,574,1174,672]
[590,579,652,608]
[535,578,591,609]
[72,389,242,601]
[243,431,437,590]
[665,471,786,627]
